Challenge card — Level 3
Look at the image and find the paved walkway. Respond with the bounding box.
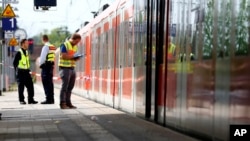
[0,84,200,141]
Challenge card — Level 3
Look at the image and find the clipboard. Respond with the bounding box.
[73,54,84,59]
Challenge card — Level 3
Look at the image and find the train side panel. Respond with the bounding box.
[43,0,250,141]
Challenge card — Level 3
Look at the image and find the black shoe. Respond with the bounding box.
[20,101,26,105]
[41,100,54,104]
[67,104,77,109]
[28,100,38,104]
[60,103,70,109]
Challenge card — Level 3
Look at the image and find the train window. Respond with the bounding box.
[97,35,101,69]
[116,25,121,68]
[91,36,95,70]
[104,32,109,69]
[133,12,146,66]
[123,20,130,67]
[110,28,115,68]
[100,29,108,70]
[78,40,85,72]
[128,18,133,67]
[101,20,108,69]
[99,33,104,70]
[108,29,113,68]
[92,34,99,70]
[120,9,133,68]
[119,21,124,67]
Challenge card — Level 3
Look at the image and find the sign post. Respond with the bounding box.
[0,0,4,95]
[0,2,16,93]
[2,18,17,30]
[1,4,16,17]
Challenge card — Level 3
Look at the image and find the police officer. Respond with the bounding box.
[58,33,81,109]
[13,39,38,104]
[168,36,176,59]
[39,35,56,104]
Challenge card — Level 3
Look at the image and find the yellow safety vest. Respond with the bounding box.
[18,48,30,69]
[168,43,176,54]
[168,43,176,58]
[46,43,56,62]
[58,41,77,67]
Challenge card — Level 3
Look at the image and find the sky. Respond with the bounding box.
[9,0,115,37]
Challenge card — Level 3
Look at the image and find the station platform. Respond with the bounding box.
[0,83,200,141]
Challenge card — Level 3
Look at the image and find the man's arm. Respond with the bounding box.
[13,52,21,70]
[60,44,74,59]
[39,45,49,66]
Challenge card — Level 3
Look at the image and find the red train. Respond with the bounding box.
[38,0,250,140]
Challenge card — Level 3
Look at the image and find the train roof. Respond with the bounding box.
[78,0,127,35]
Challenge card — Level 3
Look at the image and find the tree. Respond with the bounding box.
[49,26,70,47]
[235,0,249,56]
[32,26,71,47]
[203,0,214,59]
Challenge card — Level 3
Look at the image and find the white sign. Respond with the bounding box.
[0,0,19,4]
[5,31,14,39]
[14,29,27,40]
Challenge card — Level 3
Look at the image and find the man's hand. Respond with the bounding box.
[40,64,45,69]
[73,53,84,60]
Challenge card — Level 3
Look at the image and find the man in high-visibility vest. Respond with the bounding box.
[39,35,57,104]
[58,33,82,109]
[168,36,176,59]
[13,39,38,105]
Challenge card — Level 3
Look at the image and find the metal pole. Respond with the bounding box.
[0,0,4,95]
[1,0,6,92]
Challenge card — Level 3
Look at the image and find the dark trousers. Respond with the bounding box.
[16,69,35,102]
[59,67,76,104]
[41,64,54,102]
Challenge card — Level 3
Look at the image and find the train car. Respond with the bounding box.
[72,0,136,112]
[48,0,250,141]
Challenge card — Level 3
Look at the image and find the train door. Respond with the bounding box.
[172,0,197,129]
[91,24,102,101]
[111,9,121,109]
[145,0,157,120]
[153,0,181,126]
[169,0,216,136]
[97,24,105,103]
[134,0,147,116]
[107,16,114,106]
[91,27,98,100]
[84,34,92,96]
[212,0,250,140]
[118,7,125,110]
[110,13,116,108]
[119,5,135,112]
[159,0,216,136]
[145,0,168,121]
[103,19,110,105]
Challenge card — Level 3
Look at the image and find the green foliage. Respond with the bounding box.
[49,27,70,47]
[217,0,231,57]
[235,0,249,56]
[203,0,214,59]
[203,0,249,58]
[32,26,71,47]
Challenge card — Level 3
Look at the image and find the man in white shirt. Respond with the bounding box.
[39,35,56,104]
